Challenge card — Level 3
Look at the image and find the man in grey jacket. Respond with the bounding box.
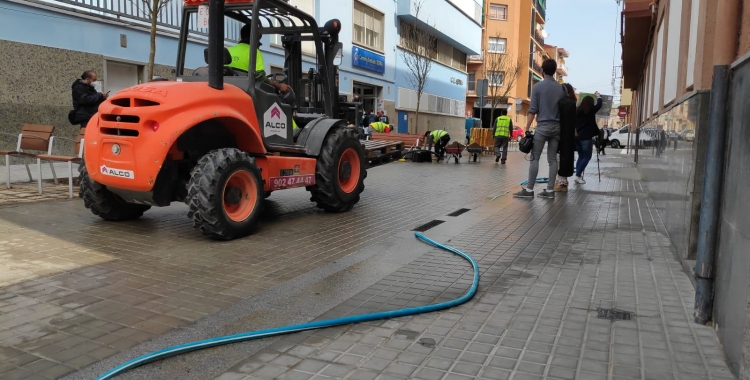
[514,59,567,199]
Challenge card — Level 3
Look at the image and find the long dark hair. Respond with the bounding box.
[563,83,576,102]
[578,96,595,115]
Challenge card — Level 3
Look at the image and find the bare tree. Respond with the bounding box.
[399,0,437,134]
[131,0,172,81]
[482,32,523,127]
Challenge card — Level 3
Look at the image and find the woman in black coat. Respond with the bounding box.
[573,92,603,184]
[554,83,578,192]
[71,70,108,128]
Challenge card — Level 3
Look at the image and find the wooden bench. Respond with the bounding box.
[36,128,85,198]
[0,124,56,188]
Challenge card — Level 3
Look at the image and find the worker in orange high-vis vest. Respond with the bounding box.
[424,129,451,162]
[493,108,513,164]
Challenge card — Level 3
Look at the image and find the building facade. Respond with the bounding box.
[0,0,481,149]
[621,0,750,376]
[543,45,568,84]
[465,0,547,129]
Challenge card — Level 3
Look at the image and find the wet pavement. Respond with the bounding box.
[0,152,735,380]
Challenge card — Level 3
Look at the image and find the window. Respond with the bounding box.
[467,72,476,92]
[487,71,505,87]
[400,20,437,59]
[353,1,384,52]
[489,4,508,20]
[400,21,466,72]
[488,38,506,54]
[452,49,466,71]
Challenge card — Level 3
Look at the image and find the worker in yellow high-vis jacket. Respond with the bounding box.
[369,121,388,134]
[227,25,290,94]
[493,108,513,164]
[424,129,451,162]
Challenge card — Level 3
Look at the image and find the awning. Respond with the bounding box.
[621,1,654,89]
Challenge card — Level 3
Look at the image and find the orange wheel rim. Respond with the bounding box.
[222,170,257,222]
[337,148,360,194]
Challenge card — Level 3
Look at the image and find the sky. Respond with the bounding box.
[544,0,623,97]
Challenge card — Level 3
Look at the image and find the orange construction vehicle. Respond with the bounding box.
[79,0,367,240]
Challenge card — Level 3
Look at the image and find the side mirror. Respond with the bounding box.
[333,42,343,66]
[203,48,234,65]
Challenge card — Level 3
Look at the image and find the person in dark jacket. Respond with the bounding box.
[71,70,108,128]
[573,92,603,184]
[554,83,578,192]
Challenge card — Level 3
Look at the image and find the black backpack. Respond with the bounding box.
[519,131,534,154]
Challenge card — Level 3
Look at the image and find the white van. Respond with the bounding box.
[609,125,653,148]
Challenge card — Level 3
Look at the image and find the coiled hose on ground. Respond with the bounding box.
[96,232,480,380]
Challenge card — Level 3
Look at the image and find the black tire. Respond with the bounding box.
[308,127,367,212]
[611,140,621,149]
[186,148,264,240]
[79,165,151,221]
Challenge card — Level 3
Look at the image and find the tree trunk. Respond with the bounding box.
[148,2,158,82]
[414,96,421,136]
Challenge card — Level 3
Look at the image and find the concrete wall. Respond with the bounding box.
[0,0,208,70]
[713,57,750,379]
[396,0,482,54]
[0,40,175,163]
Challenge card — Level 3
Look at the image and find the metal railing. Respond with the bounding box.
[531,60,543,75]
[557,63,568,74]
[534,0,546,20]
[533,28,545,46]
[45,0,242,41]
[467,50,483,62]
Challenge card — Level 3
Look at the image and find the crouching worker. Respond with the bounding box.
[424,130,450,162]
[370,120,388,134]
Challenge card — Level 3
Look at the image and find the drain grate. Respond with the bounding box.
[597,308,633,321]
[413,220,445,232]
[447,208,471,217]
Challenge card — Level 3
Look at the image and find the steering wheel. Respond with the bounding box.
[267,72,287,84]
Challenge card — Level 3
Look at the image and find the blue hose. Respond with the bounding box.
[96,232,479,380]
[520,177,549,186]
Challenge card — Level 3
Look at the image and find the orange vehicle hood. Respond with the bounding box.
[84,81,265,192]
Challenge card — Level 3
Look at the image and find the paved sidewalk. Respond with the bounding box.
[0,152,734,380]
[209,159,733,380]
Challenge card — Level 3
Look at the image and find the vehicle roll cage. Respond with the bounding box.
[176,0,341,117]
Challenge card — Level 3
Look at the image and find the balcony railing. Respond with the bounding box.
[533,29,545,46]
[557,63,568,75]
[531,60,543,75]
[534,0,546,20]
[44,0,242,41]
[468,50,484,62]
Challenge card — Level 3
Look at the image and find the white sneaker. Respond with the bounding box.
[574,176,586,184]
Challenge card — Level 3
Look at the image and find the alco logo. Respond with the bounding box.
[263,103,287,138]
[100,165,134,180]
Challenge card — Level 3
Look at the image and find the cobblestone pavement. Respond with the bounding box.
[0,153,531,380]
[204,155,734,380]
[1,163,80,205]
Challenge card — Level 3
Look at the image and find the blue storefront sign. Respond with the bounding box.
[352,46,385,74]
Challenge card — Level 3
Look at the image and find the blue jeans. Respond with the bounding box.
[575,139,594,177]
